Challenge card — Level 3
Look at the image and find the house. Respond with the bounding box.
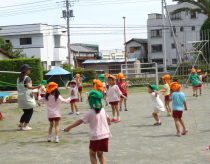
[100,51,124,59]
[0,23,68,70]
[82,58,140,76]
[70,44,98,68]
[0,48,15,59]
[147,2,207,66]
[126,38,148,63]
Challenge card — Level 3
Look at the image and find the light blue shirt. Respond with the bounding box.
[170,92,186,111]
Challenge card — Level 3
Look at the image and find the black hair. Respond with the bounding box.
[108,77,114,81]
[45,88,60,101]
[18,72,25,83]
[88,96,102,114]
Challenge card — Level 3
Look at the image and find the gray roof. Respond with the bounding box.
[126,38,148,44]
[70,44,97,53]
[82,58,138,64]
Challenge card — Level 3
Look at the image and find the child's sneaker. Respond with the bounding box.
[174,132,181,137]
[154,122,162,126]
[76,112,80,115]
[111,119,116,122]
[48,135,52,142]
[196,94,198,97]
[193,94,195,96]
[17,125,22,131]
[167,112,172,116]
[119,107,122,111]
[125,107,129,111]
[22,126,32,131]
[181,129,188,135]
[68,112,74,114]
[55,136,59,143]
[115,119,121,123]
[81,98,83,102]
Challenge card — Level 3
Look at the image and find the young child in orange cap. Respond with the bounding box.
[197,70,207,96]
[187,68,202,97]
[75,74,86,102]
[160,74,172,116]
[107,75,126,123]
[38,82,71,143]
[170,82,188,137]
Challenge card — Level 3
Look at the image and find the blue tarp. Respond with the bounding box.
[45,67,71,76]
[0,92,13,98]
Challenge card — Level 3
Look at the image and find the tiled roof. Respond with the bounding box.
[70,44,98,53]
[0,48,15,59]
[126,38,147,44]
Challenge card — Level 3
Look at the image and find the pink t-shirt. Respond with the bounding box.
[81,108,112,141]
[38,95,71,118]
[107,85,122,102]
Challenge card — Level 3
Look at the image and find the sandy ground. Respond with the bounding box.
[1,86,210,164]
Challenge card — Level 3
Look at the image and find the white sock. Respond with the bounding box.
[113,116,116,119]
[157,120,161,123]
[117,117,120,120]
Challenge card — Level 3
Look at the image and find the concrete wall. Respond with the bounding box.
[0,52,10,60]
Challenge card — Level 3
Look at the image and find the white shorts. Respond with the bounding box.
[153,107,165,113]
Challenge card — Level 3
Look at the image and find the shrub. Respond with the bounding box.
[0,58,43,90]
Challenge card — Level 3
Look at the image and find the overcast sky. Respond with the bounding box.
[0,0,176,51]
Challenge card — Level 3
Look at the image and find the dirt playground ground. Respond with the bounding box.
[1,86,210,164]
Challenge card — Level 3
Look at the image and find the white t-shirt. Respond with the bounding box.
[68,86,78,99]
[102,82,107,93]
[150,92,165,112]
[107,85,122,102]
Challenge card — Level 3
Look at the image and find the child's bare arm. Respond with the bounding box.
[183,101,188,111]
[65,82,69,89]
[64,119,83,132]
[107,117,111,126]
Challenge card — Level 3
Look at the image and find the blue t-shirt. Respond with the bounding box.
[170,92,186,111]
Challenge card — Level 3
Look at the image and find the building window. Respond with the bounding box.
[180,26,184,32]
[172,59,177,64]
[171,43,176,49]
[192,26,195,31]
[51,61,55,66]
[171,26,176,36]
[20,38,32,45]
[151,29,162,37]
[130,47,134,53]
[134,47,141,51]
[151,44,162,52]
[152,59,163,64]
[5,40,10,43]
[191,12,196,19]
[171,12,181,20]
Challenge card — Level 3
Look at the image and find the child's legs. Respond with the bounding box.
[115,104,120,117]
[199,87,202,93]
[70,103,75,112]
[74,102,79,112]
[165,101,171,113]
[97,151,106,164]
[111,105,115,117]
[49,121,54,135]
[89,149,97,164]
[152,112,160,121]
[179,118,186,130]
[173,118,180,132]
[79,91,82,98]
[124,98,127,107]
[119,98,123,107]
[55,121,59,136]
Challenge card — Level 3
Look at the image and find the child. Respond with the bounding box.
[197,70,207,95]
[63,90,112,164]
[107,75,126,123]
[38,82,71,143]
[65,79,80,115]
[148,85,165,126]
[99,75,109,106]
[187,68,202,97]
[75,74,86,102]
[170,82,188,137]
[118,75,129,111]
[160,75,172,116]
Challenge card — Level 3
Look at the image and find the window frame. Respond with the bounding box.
[20,37,32,45]
[151,44,163,52]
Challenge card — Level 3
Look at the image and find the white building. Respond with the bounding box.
[0,23,69,70]
[101,51,124,59]
[147,2,207,66]
[126,38,148,63]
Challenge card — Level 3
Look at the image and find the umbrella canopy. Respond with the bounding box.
[45,67,71,75]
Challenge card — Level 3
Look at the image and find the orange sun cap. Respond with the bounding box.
[191,68,196,73]
[46,82,58,93]
[93,79,104,92]
[118,72,126,80]
[170,82,181,92]
[108,75,116,84]
[104,73,109,77]
[161,74,171,84]
[197,70,202,73]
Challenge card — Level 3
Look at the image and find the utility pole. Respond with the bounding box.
[162,0,167,72]
[123,17,127,77]
[66,0,71,67]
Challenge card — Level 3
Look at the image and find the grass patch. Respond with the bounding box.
[73,139,81,144]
